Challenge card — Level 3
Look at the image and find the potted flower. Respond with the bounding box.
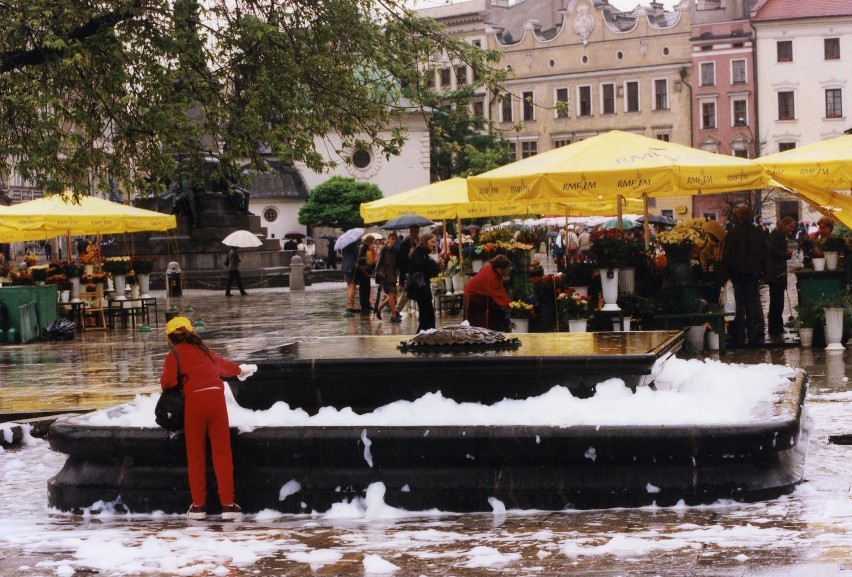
[61,262,84,278]
[589,229,629,271]
[557,288,594,332]
[820,235,846,270]
[29,265,49,283]
[563,261,595,294]
[102,256,132,276]
[656,226,702,265]
[508,300,535,333]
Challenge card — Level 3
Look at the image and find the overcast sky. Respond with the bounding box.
[409,0,680,11]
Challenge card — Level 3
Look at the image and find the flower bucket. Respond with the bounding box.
[568,319,588,333]
[512,318,529,333]
[825,252,839,271]
[130,284,140,299]
[113,274,127,300]
[612,317,631,332]
[812,257,826,272]
[618,267,635,295]
[799,327,814,348]
[138,274,151,299]
[60,290,70,304]
[686,325,705,352]
[599,268,620,311]
[706,330,720,351]
[444,277,453,295]
[824,307,844,350]
[69,277,81,303]
[452,274,462,293]
[570,286,589,297]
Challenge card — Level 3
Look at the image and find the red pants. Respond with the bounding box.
[184,388,234,506]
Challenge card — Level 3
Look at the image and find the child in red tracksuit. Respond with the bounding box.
[160,316,253,520]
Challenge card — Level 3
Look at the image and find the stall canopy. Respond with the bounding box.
[0,192,177,241]
[759,135,852,228]
[466,130,768,203]
[360,177,645,224]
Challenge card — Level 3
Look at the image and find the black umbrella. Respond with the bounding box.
[284,230,307,239]
[636,215,677,227]
[382,214,434,230]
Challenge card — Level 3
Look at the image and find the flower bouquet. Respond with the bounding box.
[102,256,132,276]
[82,271,108,285]
[61,262,85,278]
[557,288,594,321]
[23,254,38,267]
[10,271,33,285]
[657,226,702,264]
[589,229,630,270]
[508,300,535,319]
[563,260,596,287]
[79,244,101,265]
[29,265,50,283]
[821,235,847,253]
[47,273,71,291]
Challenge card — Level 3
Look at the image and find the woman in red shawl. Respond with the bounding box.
[464,254,511,330]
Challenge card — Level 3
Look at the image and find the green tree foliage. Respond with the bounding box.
[298,176,381,229]
[426,86,510,181]
[0,0,505,197]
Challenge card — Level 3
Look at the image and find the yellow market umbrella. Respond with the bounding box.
[467,130,768,203]
[760,135,852,194]
[0,192,177,237]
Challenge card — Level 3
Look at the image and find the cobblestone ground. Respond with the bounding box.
[1,269,852,577]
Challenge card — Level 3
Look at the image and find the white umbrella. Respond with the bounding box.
[333,227,365,251]
[222,230,264,248]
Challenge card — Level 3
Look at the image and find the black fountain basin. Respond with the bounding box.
[47,331,809,514]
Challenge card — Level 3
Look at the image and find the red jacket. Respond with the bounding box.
[464,263,511,307]
[160,343,241,393]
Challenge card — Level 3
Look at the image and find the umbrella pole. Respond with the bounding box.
[643,193,650,252]
[617,195,624,232]
[456,216,464,291]
[66,231,72,263]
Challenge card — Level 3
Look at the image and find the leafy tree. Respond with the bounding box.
[426,86,510,181]
[298,176,381,229]
[0,0,505,197]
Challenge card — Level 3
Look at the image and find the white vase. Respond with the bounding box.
[706,330,720,351]
[570,285,589,297]
[453,273,463,294]
[113,274,126,300]
[612,317,632,332]
[512,318,529,333]
[444,277,453,295]
[824,307,844,350]
[84,264,94,276]
[799,327,814,348]
[618,267,636,295]
[69,277,81,303]
[568,319,588,333]
[472,260,484,273]
[599,268,620,311]
[825,251,839,271]
[130,284,140,299]
[812,257,826,271]
[138,274,151,298]
[686,325,706,352]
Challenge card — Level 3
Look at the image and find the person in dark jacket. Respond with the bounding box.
[395,225,420,316]
[373,232,401,321]
[723,205,767,347]
[766,216,796,339]
[355,236,376,314]
[407,233,443,333]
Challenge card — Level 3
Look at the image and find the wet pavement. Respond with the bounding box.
[2,271,852,576]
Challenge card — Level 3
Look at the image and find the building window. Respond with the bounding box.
[455,66,467,86]
[778,142,796,152]
[472,100,484,119]
[778,91,795,120]
[352,149,371,169]
[522,91,535,122]
[553,138,572,148]
[826,88,843,118]
[700,62,715,86]
[263,207,278,223]
[661,209,674,218]
[500,94,513,123]
[578,85,592,116]
[601,83,615,114]
[520,141,538,159]
[733,148,748,159]
[555,88,569,118]
[777,40,793,62]
[625,81,639,113]
[654,79,668,110]
[732,100,747,125]
[656,133,671,142]
[731,59,746,84]
[440,67,451,87]
[825,38,840,60]
[504,141,517,161]
[426,69,435,89]
[701,101,716,129]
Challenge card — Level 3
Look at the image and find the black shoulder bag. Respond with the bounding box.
[155,349,185,431]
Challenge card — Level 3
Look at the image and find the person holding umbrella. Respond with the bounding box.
[407,233,444,332]
[373,232,401,322]
[355,235,377,315]
[225,246,248,296]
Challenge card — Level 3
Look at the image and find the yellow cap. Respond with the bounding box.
[166,316,194,335]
